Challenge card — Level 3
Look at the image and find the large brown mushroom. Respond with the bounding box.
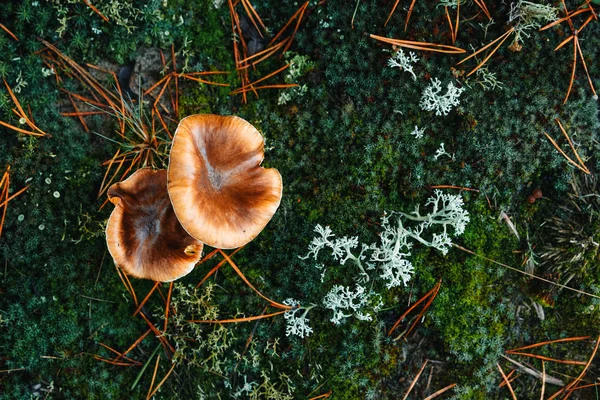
[167,114,283,249]
[106,168,204,282]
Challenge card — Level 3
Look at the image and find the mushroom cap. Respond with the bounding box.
[106,168,204,282]
[167,114,283,249]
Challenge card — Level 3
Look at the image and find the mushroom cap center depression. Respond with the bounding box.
[167,114,283,249]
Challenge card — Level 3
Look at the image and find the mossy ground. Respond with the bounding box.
[1,0,599,398]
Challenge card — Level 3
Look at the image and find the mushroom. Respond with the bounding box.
[167,114,283,249]
[106,168,204,282]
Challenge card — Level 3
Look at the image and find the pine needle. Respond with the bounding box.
[497,363,518,400]
[402,359,428,400]
[189,310,287,324]
[389,280,441,337]
[454,245,600,299]
[423,383,457,400]
[508,336,591,353]
[219,249,291,310]
[0,23,18,41]
[370,34,466,54]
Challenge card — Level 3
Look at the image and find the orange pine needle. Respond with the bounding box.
[240,0,266,39]
[2,79,50,137]
[93,355,138,366]
[152,106,172,139]
[0,120,47,137]
[554,35,574,51]
[113,329,152,363]
[461,28,516,77]
[83,0,109,22]
[0,23,18,41]
[98,343,141,366]
[309,392,332,400]
[163,282,173,332]
[575,37,597,98]
[402,359,428,400]
[146,354,160,400]
[181,71,229,77]
[147,360,177,399]
[0,185,29,209]
[473,0,491,19]
[423,383,457,400]
[497,364,517,400]
[195,247,244,289]
[281,2,308,54]
[239,39,289,67]
[548,335,600,399]
[219,249,291,310]
[388,280,441,336]
[122,271,139,306]
[542,130,589,175]
[139,311,175,354]
[189,310,287,324]
[555,118,590,173]
[143,75,171,96]
[41,40,119,110]
[563,37,578,104]
[269,1,309,47]
[180,75,230,87]
[60,111,105,117]
[498,369,518,388]
[384,0,402,27]
[98,149,124,198]
[370,34,466,54]
[429,185,479,192]
[506,351,586,366]
[540,8,590,31]
[230,84,299,94]
[133,281,161,317]
[507,336,591,353]
[404,0,418,31]
[67,93,89,133]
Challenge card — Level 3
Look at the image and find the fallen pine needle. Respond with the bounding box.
[388,280,441,337]
[0,23,18,41]
[370,34,466,54]
[497,363,518,400]
[146,354,160,400]
[423,383,457,400]
[454,244,600,300]
[189,310,287,324]
[402,359,428,400]
[219,249,291,310]
[507,336,590,353]
[147,361,177,399]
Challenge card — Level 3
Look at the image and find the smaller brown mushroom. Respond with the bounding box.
[532,188,543,199]
[106,168,203,282]
[167,114,283,249]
